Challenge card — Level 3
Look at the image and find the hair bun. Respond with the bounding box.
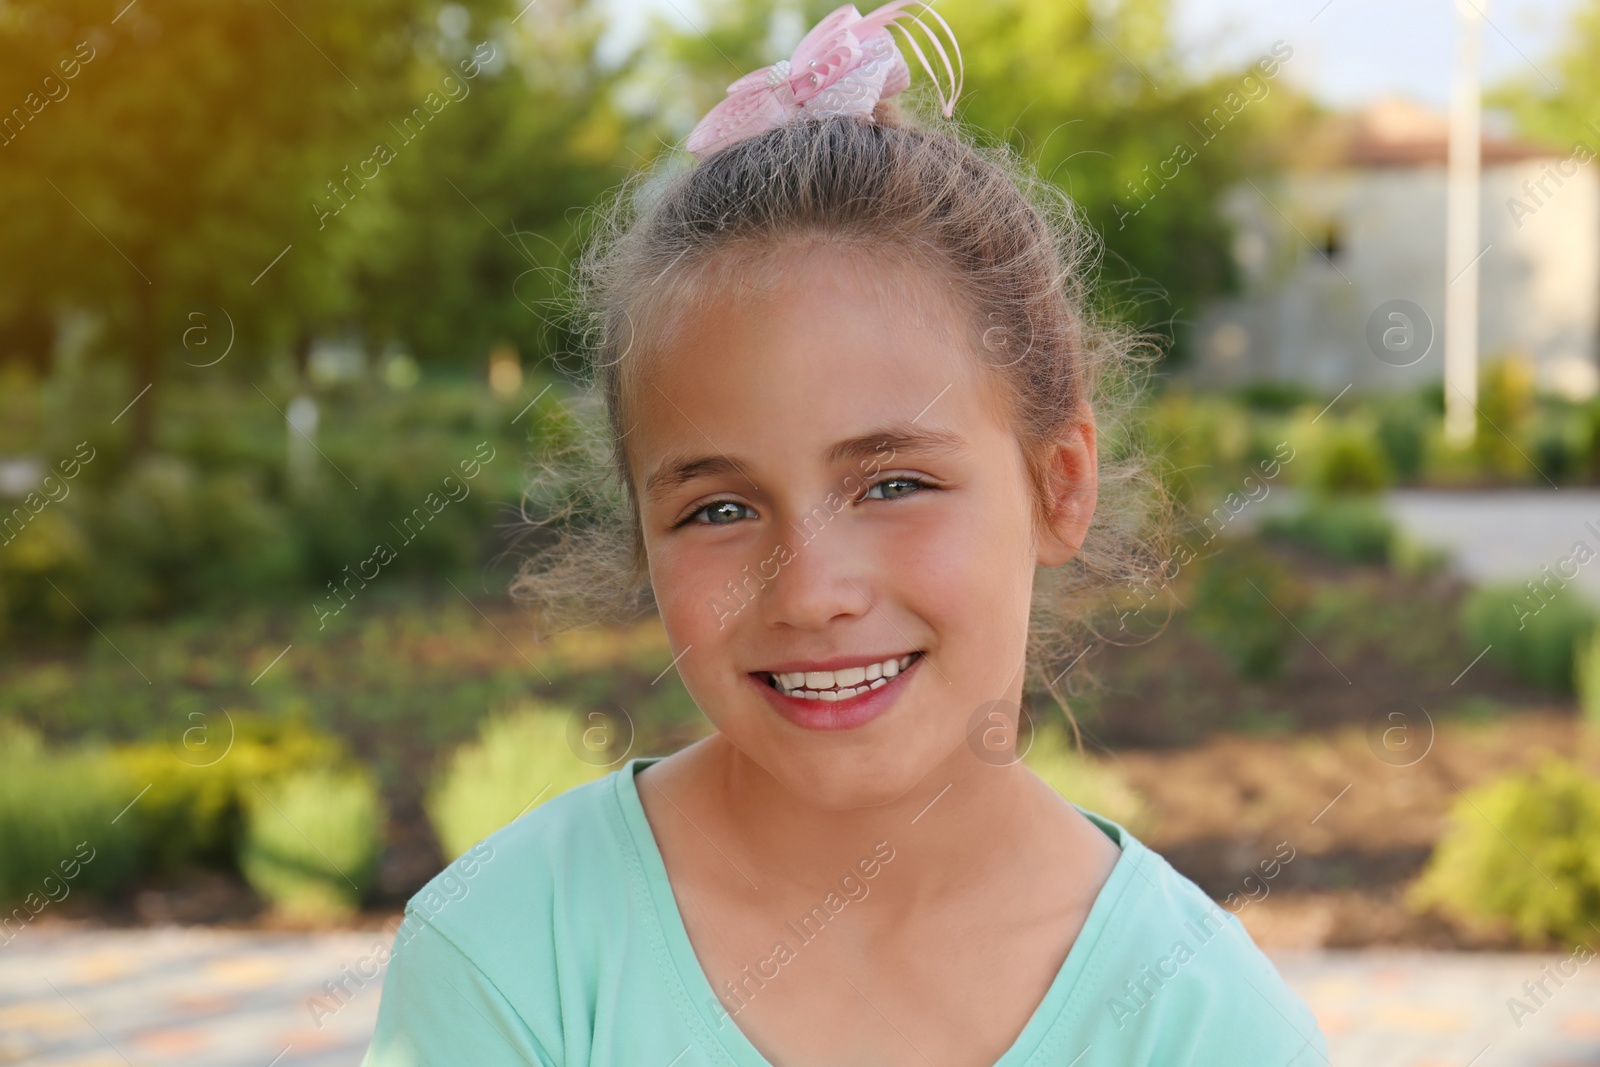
[871,97,917,130]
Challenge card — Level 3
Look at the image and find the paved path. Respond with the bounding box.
[1,927,1597,1066]
[0,926,383,1067]
[1273,949,1600,1067]
[1385,489,1600,605]
[1237,487,1600,605]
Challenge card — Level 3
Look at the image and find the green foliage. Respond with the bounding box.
[0,708,366,917]
[1410,758,1600,948]
[1576,627,1600,733]
[0,723,144,911]
[1023,724,1151,836]
[1135,384,1581,499]
[1142,390,1258,508]
[240,766,384,920]
[1303,422,1395,494]
[0,373,533,636]
[1462,580,1598,693]
[426,702,609,861]
[1186,547,1306,681]
[1233,382,1320,412]
[1472,357,1541,480]
[0,0,633,453]
[108,710,351,875]
[1261,493,1395,564]
[1530,402,1594,484]
[1369,394,1431,482]
[350,7,642,363]
[1489,0,1600,171]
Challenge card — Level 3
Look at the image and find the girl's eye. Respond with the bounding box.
[678,500,753,528]
[863,476,935,501]
[674,476,937,529]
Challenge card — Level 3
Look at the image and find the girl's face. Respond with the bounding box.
[627,243,1096,808]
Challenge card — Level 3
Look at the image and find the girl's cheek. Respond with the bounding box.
[652,546,741,638]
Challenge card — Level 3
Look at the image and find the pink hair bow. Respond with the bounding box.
[685,0,964,160]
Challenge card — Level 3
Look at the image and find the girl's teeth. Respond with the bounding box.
[771,653,917,696]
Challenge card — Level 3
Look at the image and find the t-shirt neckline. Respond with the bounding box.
[614,755,1146,1067]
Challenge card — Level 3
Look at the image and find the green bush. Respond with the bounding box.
[1304,423,1395,494]
[1371,395,1430,482]
[0,373,533,636]
[109,709,349,875]
[426,702,609,862]
[1473,356,1539,480]
[1576,628,1600,733]
[1461,581,1598,693]
[239,766,383,920]
[1233,382,1319,411]
[0,712,360,916]
[1023,725,1151,837]
[1261,493,1395,564]
[1410,758,1600,947]
[1187,548,1307,681]
[1531,406,1592,485]
[0,724,144,910]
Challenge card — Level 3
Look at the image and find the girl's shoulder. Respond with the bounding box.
[364,767,648,1067]
[1065,809,1328,1064]
[397,765,638,971]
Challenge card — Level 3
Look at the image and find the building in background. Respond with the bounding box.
[1191,98,1600,400]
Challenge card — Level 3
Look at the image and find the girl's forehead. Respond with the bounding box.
[622,245,1012,491]
[640,242,976,384]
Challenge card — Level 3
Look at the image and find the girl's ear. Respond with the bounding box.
[1035,401,1098,569]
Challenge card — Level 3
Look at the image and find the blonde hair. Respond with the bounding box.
[514,98,1175,728]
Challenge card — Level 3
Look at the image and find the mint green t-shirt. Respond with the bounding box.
[361,757,1329,1066]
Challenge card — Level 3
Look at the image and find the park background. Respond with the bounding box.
[3,0,1600,1063]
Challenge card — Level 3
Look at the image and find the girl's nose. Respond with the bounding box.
[752,519,875,632]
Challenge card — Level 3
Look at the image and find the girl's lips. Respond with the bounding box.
[748,653,922,732]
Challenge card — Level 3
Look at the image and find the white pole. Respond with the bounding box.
[1444,0,1484,446]
[287,393,320,499]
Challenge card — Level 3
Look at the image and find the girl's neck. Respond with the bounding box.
[660,731,1069,909]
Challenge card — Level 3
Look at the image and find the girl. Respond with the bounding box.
[362,2,1329,1064]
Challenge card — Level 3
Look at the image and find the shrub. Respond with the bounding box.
[0,723,144,911]
[0,374,532,635]
[1371,394,1431,482]
[1576,628,1600,733]
[426,702,609,862]
[1474,356,1538,479]
[239,765,383,920]
[1234,382,1319,412]
[1389,528,1453,578]
[1261,493,1395,564]
[1186,548,1307,681]
[1304,423,1395,494]
[1409,758,1600,947]
[108,709,348,876]
[1530,407,1591,485]
[1023,724,1151,837]
[1461,580,1598,693]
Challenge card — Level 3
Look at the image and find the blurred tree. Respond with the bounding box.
[344,0,646,367]
[636,0,1310,364]
[1489,0,1600,148]
[0,0,629,451]
[0,0,440,449]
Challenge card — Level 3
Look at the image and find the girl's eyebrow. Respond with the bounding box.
[642,422,967,503]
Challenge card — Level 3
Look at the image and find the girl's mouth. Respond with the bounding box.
[763,651,921,699]
[748,651,924,732]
